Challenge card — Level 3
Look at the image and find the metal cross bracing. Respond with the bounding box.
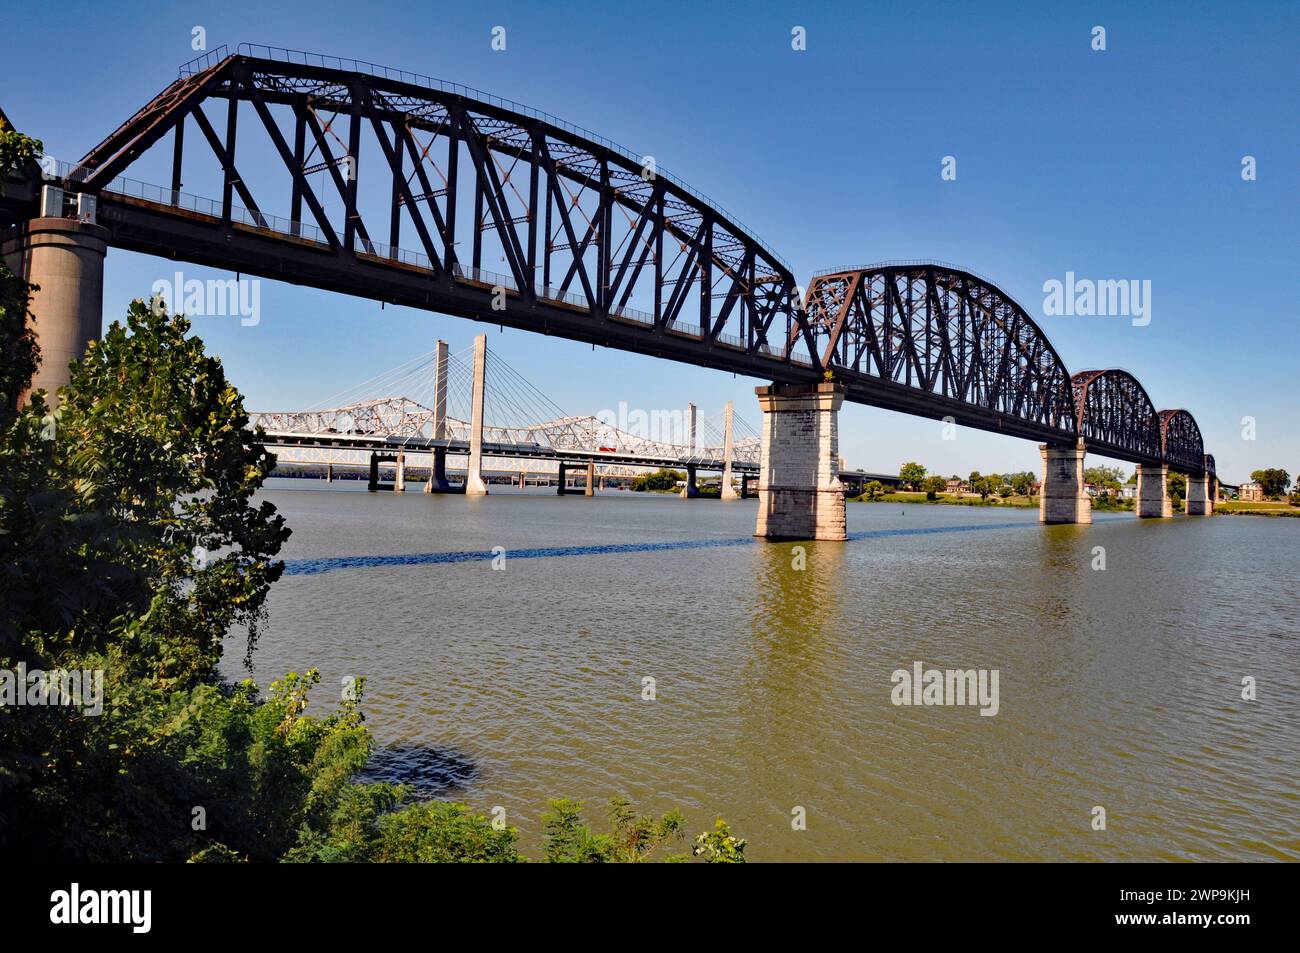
[62,46,815,378]
[4,46,1217,478]
[247,342,761,471]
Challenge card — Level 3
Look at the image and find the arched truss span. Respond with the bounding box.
[1070,369,1162,464]
[66,46,815,368]
[803,264,1077,441]
[1158,410,1206,475]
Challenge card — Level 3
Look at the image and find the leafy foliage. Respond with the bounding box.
[1,300,290,683]
[898,461,926,489]
[0,129,42,411]
[0,281,748,863]
[630,467,684,491]
[1250,468,1290,498]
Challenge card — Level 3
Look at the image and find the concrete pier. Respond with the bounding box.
[584,460,595,496]
[1136,464,1172,518]
[753,381,846,541]
[1038,441,1092,524]
[0,214,108,404]
[1185,473,1213,515]
[394,452,406,492]
[680,464,699,498]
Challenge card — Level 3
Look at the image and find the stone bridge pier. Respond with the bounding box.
[1039,441,1092,524]
[1136,464,1172,518]
[1185,473,1213,515]
[753,382,846,541]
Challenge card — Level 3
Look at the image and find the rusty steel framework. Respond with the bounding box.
[1071,369,1163,464]
[2,46,1218,477]
[803,264,1077,443]
[1158,409,1206,474]
[65,46,814,372]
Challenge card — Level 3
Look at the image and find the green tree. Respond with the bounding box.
[692,819,747,863]
[0,129,42,411]
[1,300,290,683]
[971,475,998,501]
[1168,471,1187,504]
[630,467,684,492]
[1009,471,1035,496]
[920,475,946,499]
[1250,468,1290,498]
[899,462,926,490]
[1084,465,1124,496]
[862,480,885,500]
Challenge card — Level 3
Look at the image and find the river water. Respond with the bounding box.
[222,479,1300,861]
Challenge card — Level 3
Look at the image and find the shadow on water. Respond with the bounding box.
[355,743,479,797]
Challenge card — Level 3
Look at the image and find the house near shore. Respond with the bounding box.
[1240,481,1265,502]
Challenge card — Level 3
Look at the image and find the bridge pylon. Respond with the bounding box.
[465,334,489,496]
[720,400,739,501]
[425,340,454,493]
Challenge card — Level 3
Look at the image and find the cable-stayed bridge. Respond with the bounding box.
[249,338,762,494]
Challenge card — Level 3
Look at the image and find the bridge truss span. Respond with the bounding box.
[1070,369,1163,466]
[67,48,818,375]
[803,264,1078,444]
[1158,409,1207,475]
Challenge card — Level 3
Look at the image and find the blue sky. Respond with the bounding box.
[4,0,1296,482]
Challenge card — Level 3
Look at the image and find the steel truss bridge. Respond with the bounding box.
[2,44,1215,478]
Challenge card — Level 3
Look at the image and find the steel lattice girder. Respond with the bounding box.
[1158,409,1207,475]
[1070,369,1163,465]
[803,265,1078,442]
[66,52,816,372]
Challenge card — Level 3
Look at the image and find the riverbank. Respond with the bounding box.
[1216,501,1300,517]
[850,491,1038,508]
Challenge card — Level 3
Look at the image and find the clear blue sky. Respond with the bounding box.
[4,0,1296,482]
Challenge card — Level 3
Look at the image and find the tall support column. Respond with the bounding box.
[680,464,699,498]
[394,452,406,492]
[1038,441,1092,524]
[1185,473,1211,515]
[368,452,379,492]
[753,382,847,541]
[557,463,568,495]
[584,461,595,496]
[1,216,108,406]
[326,463,333,483]
[465,334,489,495]
[686,402,697,456]
[425,340,453,492]
[720,399,738,500]
[1136,464,1172,518]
